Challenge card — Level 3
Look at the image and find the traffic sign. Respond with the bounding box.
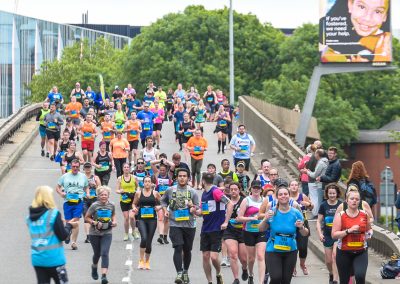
[381,167,393,181]
[379,182,396,206]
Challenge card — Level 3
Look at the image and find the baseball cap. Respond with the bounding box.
[236,161,245,168]
[83,162,92,168]
[251,180,262,188]
[274,178,288,188]
[115,85,119,90]
[263,183,274,192]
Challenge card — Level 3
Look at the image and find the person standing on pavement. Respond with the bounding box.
[56,159,89,250]
[85,186,117,284]
[44,103,64,161]
[297,144,315,196]
[318,147,342,194]
[198,172,232,284]
[110,131,130,178]
[186,129,208,190]
[132,176,162,270]
[230,124,256,171]
[161,168,199,284]
[27,185,74,284]
[36,102,50,157]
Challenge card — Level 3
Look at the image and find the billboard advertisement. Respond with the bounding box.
[319,0,391,63]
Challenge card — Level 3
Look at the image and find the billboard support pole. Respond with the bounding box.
[295,64,398,147]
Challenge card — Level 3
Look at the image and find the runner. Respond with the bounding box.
[125,111,142,166]
[236,161,251,195]
[112,102,126,131]
[332,190,371,284]
[230,124,256,171]
[55,130,70,174]
[174,83,186,104]
[203,85,216,121]
[44,103,64,161]
[289,180,313,277]
[85,186,117,284]
[78,113,97,162]
[316,183,342,284]
[132,157,150,190]
[194,99,207,133]
[140,136,160,175]
[125,93,142,118]
[186,129,208,190]
[168,153,191,186]
[223,182,249,284]
[92,141,114,186]
[36,102,50,157]
[80,98,92,119]
[218,159,239,183]
[100,113,115,152]
[173,104,185,151]
[110,131,130,178]
[255,160,271,187]
[151,100,165,149]
[215,90,227,110]
[137,102,155,148]
[259,185,308,284]
[166,88,175,121]
[46,86,64,111]
[214,105,231,154]
[237,180,266,284]
[27,185,73,284]
[65,95,82,126]
[161,168,199,284]
[56,159,89,250]
[116,163,138,241]
[150,158,171,244]
[132,176,162,270]
[85,86,96,106]
[62,141,85,174]
[65,117,78,141]
[154,86,167,110]
[198,172,232,284]
[179,113,196,162]
[83,162,101,243]
[70,82,85,104]
[207,164,224,188]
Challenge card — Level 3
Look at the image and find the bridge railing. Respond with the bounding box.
[239,95,400,257]
[0,103,41,147]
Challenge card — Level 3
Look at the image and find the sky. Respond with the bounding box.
[0,0,399,30]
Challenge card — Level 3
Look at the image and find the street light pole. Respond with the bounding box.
[385,166,390,228]
[229,0,234,105]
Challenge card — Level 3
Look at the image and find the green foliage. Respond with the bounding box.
[29,37,122,102]
[118,5,284,97]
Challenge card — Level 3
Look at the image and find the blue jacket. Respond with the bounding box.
[320,159,341,184]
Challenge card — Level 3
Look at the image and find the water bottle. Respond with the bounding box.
[268,210,274,223]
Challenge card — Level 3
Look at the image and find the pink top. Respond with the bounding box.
[298,154,311,182]
[151,108,165,124]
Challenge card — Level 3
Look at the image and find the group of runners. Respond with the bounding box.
[30,82,372,284]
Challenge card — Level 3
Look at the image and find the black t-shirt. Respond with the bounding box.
[170,162,191,182]
[318,200,342,235]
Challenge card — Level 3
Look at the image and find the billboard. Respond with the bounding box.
[319,0,392,63]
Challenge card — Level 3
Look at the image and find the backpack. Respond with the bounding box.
[381,254,400,279]
[359,179,377,207]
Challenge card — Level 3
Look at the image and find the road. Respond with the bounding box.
[0,120,332,283]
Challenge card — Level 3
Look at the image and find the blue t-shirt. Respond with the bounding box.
[137,110,154,133]
[57,172,88,200]
[47,92,63,104]
[85,91,96,102]
[174,111,185,132]
[126,99,142,116]
[201,186,226,233]
[267,207,303,252]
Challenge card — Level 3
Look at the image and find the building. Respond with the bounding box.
[343,120,400,195]
[0,10,131,118]
[71,24,141,38]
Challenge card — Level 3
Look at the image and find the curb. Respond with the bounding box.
[0,127,38,184]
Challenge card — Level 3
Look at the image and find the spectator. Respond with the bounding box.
[318,146,342,193]
[298,144,315,196]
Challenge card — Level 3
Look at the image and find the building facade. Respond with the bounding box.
[0,10,130,118]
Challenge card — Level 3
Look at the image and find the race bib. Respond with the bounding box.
[239,145,249,153]
[103,131,111,140]
[121,194,132,203]
[218,120,227,127]
[245,219,260,232]
[115,124,124,130]
[98,162,109,172]
[184,131,192,137]
[66,193,80,203]
[143,123,150,131]
[347,234,364,248]
[83,132,92,140]
[202,202,210,215]
[324,216,334,227]
[140,207,155,218]
[89,188,97,198]
[273,234,294,252]
[66,164,72,173]
[193,146,202,155]
[129,130,138,138]
[97,209,112,222]
[229,219,243,229]
[71,110,77,116]
[175,208,190,221]
[207,97,213,102]
[158,185,168,195]
[145,161,151,170]
[48,122,57,129]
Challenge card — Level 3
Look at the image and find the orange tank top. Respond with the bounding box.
[126,120,140,141]
[101,121,114,141]
[340,210,368,251]
[81,122,96,141]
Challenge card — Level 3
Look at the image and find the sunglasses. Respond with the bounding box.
[137,162,144,164]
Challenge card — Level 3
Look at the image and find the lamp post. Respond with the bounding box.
[385,166,390,228]
[229,0,234,105]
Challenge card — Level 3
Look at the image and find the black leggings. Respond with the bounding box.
[174,245,192,272]
[336,249,368,284]
[114,158,126,178]
[89,234,113,268]
[137,219,157,254]
[34,265,67,284]
[296,234,309,259]
[266,250,297,284]
[95,172,111,186]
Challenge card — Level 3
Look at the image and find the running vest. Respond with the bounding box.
[133,170,148,188]
[259,174,270,187]
[155,174,170,196]
[217,113,228,128]
[95,151,111,174]
[339,210,368,251]
[167,93,174,105]
[205,92,215,104]
[228,197,244,230]
[195,108,206,122]
[120,175,136,203]
[81,122,95,141]
[216,95,224,105]
[39,109,50,126]
[73,89,83,101]
[64,151,76,172]
[142,148,156,171]
[180,121,194,138]
[138,190,157,220]
[27,209,65,267]
[88,175,97,199]
[126,120,140,141]
[114,111,125,131]
[101,121,114,141]
[219,170,234,182]
[243,196,264,232]
[201,186,226,233]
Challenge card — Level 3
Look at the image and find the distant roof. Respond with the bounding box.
[354,119,400,143]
